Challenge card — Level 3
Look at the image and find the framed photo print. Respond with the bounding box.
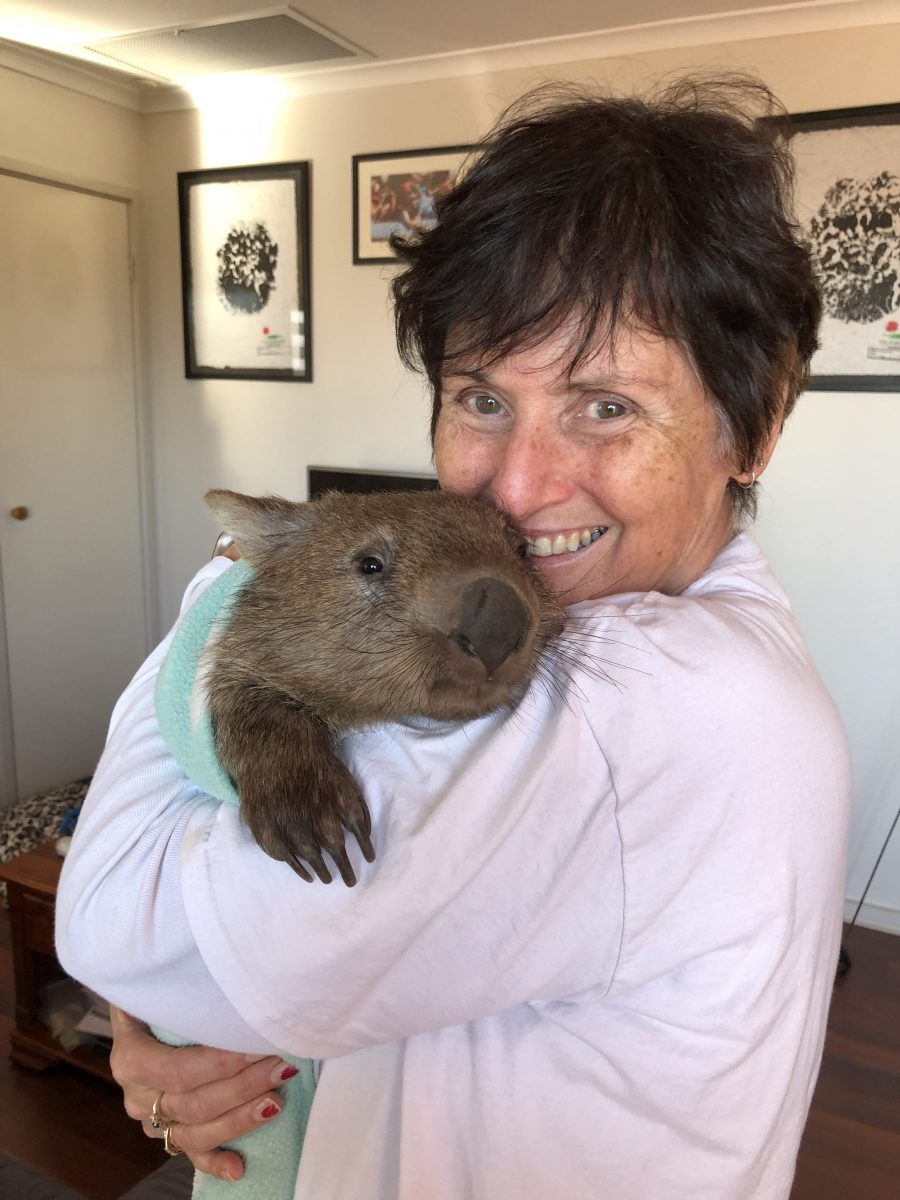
[779,103,900,391]
[178,162,312,381]
[352,145,473,263]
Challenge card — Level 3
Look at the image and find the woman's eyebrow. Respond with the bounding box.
[442,367,491,383]
[567,371,667,393]
[441,367,667,391]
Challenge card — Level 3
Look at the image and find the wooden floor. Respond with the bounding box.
[790,924,900,1199]
[0,913,897,1199]
[0,908,164,1200]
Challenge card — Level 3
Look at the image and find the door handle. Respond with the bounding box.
[9,507,29,520]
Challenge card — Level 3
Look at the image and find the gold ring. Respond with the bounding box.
[149,1091,167,1132]
[162,1122,184,1157]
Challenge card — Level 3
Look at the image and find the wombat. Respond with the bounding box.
[196,488,566,887]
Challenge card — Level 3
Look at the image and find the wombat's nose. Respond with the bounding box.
[454,578,529,676]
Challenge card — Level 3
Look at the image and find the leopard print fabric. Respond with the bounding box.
[0,778,90,904]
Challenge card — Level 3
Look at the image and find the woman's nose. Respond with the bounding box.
[485,425,573,520]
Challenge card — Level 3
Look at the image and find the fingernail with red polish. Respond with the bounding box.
[270,1060,298,1084]
[256,1101,281,1121]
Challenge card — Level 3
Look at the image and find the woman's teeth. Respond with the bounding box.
[526,527,608,558]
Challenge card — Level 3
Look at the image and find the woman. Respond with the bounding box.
[56,77,850,1198]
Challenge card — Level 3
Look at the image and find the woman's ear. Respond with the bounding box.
[732,387,788,487]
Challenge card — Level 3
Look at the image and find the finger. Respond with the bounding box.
[142,1118,244,1181]
[168,1057,301,1128]
[330,843,357,888]
[113,1022,280,1098]
[189,1147,246,1182]
[123,1054,287,1127]
[109,1006,286,1133]
[168,1090,284,1158]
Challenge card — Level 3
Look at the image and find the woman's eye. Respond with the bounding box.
[465,392,504,416]
[586,397,628,420]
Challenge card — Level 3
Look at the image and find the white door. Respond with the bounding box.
[0,172,148,802]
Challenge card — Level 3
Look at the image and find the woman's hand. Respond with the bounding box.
[110,1005,296,1182]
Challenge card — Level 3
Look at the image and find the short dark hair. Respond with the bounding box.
[391,76,821,519]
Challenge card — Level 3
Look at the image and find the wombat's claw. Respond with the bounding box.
[288,843,353,887]
[311,846,339,885]
[287,856,315,884]
[329,843,358,888]
[287,822,375,888]
[347,818,376,865]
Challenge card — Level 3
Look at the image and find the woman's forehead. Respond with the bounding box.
[441,322,699,391]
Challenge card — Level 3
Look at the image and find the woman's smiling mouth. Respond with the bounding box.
[524,526,609,558]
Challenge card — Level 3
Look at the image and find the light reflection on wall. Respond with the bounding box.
[184,75,288,165]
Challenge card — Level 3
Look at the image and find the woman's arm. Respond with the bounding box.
[55,559,286,1051]
[56,562,627,1058]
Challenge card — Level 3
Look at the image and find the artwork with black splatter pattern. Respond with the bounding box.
[806,171,900,324]
[786,106,900,385]
[179,164,310,379]
[216,222,279,315]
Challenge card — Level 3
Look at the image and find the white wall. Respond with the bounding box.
[0,65,141,189]
[756,399,900,933]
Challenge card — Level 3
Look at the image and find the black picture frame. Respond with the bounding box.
[308,466,439,497]
[352,145,473,263]
[178,162,312,381]
[772,103,900,392]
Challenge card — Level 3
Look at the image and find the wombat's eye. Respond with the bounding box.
[358,556,384,575]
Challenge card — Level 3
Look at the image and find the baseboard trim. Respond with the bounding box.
[843,898,900,936]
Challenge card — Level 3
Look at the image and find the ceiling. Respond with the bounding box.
[0,1,895,108]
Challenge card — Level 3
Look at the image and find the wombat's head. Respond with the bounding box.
[205,488,566,725]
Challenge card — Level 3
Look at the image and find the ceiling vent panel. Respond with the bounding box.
[84,11,361,81]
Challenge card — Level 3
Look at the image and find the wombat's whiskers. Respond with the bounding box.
[528,623,650,713]
[560,619,651,677]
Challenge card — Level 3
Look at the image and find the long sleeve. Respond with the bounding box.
[55,560,283,1052]
[55,539,851,1199]
[57,561,627,1057]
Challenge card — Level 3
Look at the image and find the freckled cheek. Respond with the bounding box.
[593,449,666,514]
[598,450,690,529]
[434,424,495,496]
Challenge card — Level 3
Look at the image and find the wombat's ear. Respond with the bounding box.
[204,489,314,565]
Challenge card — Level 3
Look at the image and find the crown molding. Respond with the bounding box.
[0,38,156,111]
[1,1,897,115]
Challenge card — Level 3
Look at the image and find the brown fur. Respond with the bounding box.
[203,488,566,886]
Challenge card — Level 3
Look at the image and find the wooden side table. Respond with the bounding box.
[0,839,113,1082]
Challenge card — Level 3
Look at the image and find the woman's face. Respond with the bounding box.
[434,324,742,605]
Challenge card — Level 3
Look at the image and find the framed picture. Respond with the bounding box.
[308,465,439,497]
[352,145,473,263]
[778,103,900,391]
[178,162,312,381]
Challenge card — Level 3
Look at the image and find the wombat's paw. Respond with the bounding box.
[243,776,375,888]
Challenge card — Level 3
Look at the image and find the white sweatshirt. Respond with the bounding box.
[56,533,850,1199]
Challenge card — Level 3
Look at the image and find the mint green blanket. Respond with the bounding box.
[155,560,316,1199]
